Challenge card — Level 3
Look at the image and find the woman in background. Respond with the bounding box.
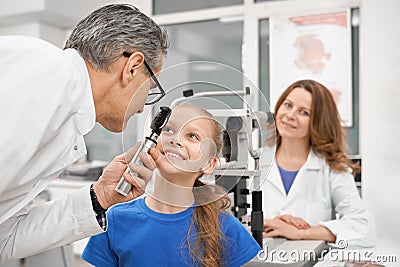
[261,79,375,247]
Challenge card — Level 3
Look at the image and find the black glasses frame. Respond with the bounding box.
[122,51,166,105]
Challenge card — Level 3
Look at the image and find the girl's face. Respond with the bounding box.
[276,87,312,142]
[155,107,218,180]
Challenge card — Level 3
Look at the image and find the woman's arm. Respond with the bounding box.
[263,217,336,242]
[318,171,376,247]
[263,170,376,247]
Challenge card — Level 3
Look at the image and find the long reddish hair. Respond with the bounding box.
[274,80,358,173]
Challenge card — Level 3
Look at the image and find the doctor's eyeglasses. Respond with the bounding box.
[122,51,166,105]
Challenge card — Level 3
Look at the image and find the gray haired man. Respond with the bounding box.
[0,4,169,261]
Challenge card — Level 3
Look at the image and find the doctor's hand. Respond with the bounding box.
[275,214,310,229]
[93,142,156,210]
[148,147,162,166]
[263,218,306,240]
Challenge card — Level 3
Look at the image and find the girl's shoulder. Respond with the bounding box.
[218,212,246,230]
[108,197,144,215]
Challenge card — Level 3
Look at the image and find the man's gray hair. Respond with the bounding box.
[64,4,169,72]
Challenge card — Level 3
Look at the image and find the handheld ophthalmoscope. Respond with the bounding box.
[115,106,172,196]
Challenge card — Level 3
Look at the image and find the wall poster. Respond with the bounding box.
[270,9,352,126]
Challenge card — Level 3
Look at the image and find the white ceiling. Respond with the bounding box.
[0,0,150,29]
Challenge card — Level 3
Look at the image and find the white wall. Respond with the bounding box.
[0,22,41,36]
[360,0,400,243]
[0,0,151,43]
[0,0,44,18]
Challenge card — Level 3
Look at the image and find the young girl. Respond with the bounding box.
[82,104,261,266]
[261,80,375,247]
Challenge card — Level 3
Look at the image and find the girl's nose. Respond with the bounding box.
[169,139,182,147]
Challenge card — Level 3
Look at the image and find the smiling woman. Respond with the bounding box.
[81,104,261,267]
[275,87,312,147]
[261,79,375,248]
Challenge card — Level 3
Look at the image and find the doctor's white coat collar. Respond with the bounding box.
[303,149,324,170]
[64,48,96,135]
[260,146,323,170]
[260,147,323,197]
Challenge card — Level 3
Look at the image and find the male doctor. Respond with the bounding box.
[0,4,169,261]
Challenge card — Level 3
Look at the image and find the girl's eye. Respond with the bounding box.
[163,127,174,134]
[187,133,199,140]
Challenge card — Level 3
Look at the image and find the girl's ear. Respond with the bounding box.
[202,157,218,174]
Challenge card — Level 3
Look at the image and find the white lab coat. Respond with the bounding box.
[0,36,102,261]
[260,147,376,248]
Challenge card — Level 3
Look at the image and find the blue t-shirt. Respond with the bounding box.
[278,165,299,195]
[82,197,261,267]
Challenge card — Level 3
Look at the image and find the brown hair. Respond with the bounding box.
[274,80,359,173]
[176,104,231,267]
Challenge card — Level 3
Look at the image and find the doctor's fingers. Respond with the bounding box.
[263,219,278,230]
[149,148,162,164]
[263,218,273,226]
[122,172,146,196]
[276,215,310,229]
[127,162,153,184]
[121,142,142,163]
[138,151,156,171]
[263,225,275,234]
[263,229,280,238]
[111,143,141,164]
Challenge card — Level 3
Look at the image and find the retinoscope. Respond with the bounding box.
[115,106,172,196]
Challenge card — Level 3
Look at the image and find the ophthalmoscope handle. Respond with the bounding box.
[115,135,158,196]
[115,106,171,197]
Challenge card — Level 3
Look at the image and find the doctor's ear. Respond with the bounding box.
[122,52,145,84]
